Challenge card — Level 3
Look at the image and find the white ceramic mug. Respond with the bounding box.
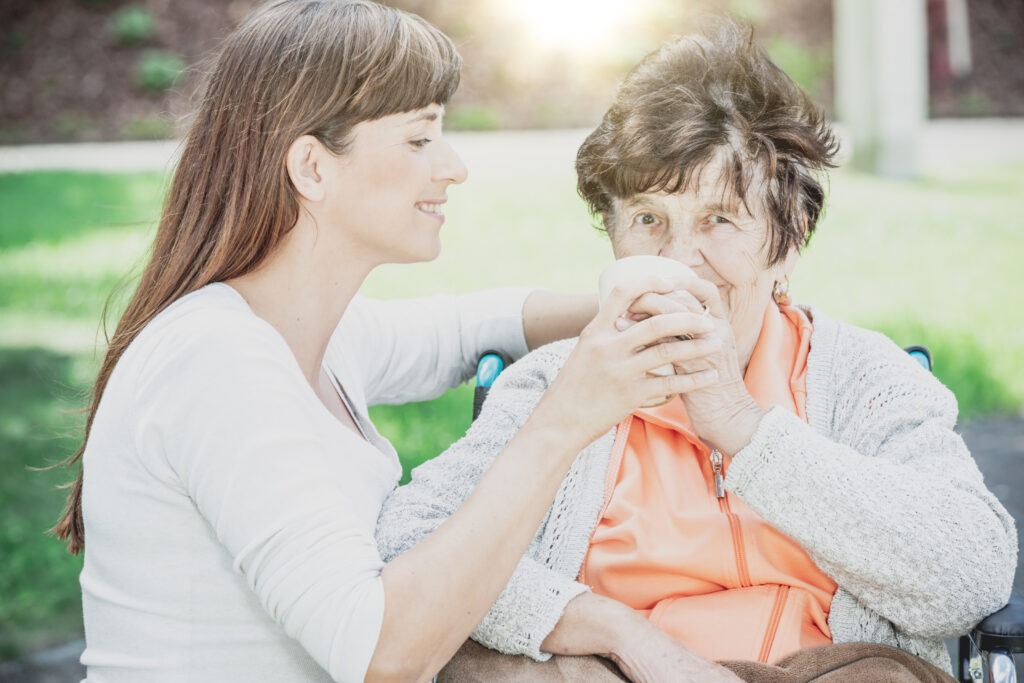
[598,255,699,406]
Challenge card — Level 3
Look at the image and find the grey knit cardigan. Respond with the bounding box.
[376,307,1017,672]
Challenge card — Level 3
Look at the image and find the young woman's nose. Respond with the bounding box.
[433,138,468,185]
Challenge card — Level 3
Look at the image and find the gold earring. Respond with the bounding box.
[773,276,791,306]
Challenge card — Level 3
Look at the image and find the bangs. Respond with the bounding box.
[349,7,462,121]
[576,22,837,266]
[605,143,765,220]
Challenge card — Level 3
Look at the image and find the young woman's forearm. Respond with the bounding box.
[367,276,720,682]
[367,412,587,682]
[522,290,598,350]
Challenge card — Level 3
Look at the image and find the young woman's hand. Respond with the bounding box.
[614,278,764,456]
[542,592,743,683]
[533,276,720,448]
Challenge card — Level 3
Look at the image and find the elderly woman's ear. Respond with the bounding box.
[772,249,799,302]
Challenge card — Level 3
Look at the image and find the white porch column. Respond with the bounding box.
[833,0,928,177]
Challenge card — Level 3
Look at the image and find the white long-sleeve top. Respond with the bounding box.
[79,282,531,683]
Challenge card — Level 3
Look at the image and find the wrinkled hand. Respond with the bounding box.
[536,275,720,448]
[542,593,743,683]
[612,620,745,683]
[621,278,764,456]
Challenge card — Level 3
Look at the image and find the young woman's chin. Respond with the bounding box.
[384,238,443,266]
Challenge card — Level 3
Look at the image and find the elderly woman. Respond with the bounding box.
[376,23,1016,682]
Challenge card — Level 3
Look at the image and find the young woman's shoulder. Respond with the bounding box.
[126,283,296,395]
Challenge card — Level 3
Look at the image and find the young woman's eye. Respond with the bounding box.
[410,137,432,149]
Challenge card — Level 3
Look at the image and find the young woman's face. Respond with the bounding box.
[322,103,467,265]
[608,155,792,365]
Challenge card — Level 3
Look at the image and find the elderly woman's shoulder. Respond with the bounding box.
[493,338,578,388]
[805,306,923,367]
[804,305,959,413]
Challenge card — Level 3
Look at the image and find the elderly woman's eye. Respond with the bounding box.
[709,215,732,225]
[632,212,659,227]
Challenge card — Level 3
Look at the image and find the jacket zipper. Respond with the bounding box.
[709,449,726,498]
[709,449,752,587]
[758,586,790,663]
[711,449,788,663]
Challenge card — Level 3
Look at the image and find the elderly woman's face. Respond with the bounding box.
[608,156,794,366]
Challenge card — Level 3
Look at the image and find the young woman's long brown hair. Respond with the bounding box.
[54,0,461,554]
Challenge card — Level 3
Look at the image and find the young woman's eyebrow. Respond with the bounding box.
[404,109,442,124]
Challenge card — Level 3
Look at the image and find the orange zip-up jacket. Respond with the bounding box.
[580,303,837,664]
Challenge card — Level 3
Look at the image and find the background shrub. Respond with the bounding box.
[135,50,184,92]
[108,5,155,46]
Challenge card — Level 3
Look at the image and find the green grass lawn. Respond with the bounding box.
[1,155,1023,660]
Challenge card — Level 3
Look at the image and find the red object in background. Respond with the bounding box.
[927,0,954,91]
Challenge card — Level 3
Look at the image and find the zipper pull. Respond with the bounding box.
[709,449,725,499]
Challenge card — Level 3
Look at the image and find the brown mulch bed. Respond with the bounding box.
[0,0,1021,145]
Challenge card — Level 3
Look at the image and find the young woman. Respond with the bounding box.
[52,2,721,682]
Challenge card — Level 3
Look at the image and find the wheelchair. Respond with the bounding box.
[473,348,1024,683]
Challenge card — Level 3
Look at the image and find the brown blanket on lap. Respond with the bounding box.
[438,639,956,683]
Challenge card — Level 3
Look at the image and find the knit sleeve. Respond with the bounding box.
[470,556,590,660]
[329,289,532,407]
[726,321,1017,639]
[376,339,590,661]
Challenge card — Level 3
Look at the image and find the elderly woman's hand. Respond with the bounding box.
[542,592,744,683]
[623,278,765,456]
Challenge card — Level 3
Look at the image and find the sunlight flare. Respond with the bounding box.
[496,0,640,58]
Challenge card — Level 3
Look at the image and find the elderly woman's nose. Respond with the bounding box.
[659,233,704,266]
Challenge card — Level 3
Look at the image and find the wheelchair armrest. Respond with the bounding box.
[975,592,1024,654]
[472,352,506,422]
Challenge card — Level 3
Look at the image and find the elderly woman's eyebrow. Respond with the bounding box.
[704,198,745,215]
[617,196,656,210]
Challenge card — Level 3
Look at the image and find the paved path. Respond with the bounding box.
[0,139,182,174]
[3,119,1024,175]
[960,417,1024,593]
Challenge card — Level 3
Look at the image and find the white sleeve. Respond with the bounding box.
[134,312,388,683]
[329,288,532,406]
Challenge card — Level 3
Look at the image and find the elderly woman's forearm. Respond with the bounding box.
[727,408,1017,636]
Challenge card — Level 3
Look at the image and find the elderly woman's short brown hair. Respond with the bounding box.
[576,21,839,265]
